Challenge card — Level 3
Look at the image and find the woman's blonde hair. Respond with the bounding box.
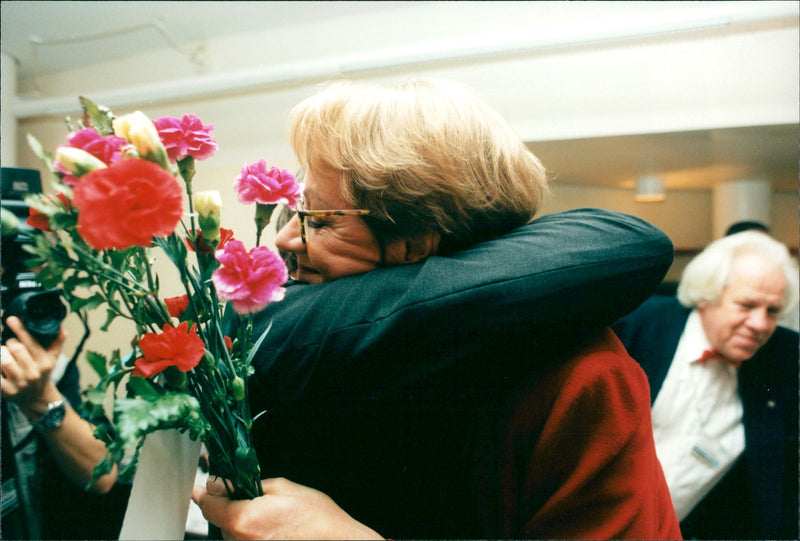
[288,78,549,251]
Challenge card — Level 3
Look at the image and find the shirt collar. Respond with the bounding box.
[683,310,713,365]
[683,310,739,372]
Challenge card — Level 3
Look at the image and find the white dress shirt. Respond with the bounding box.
[651,310,746,521]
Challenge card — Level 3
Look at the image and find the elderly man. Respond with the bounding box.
[613,230,799,540]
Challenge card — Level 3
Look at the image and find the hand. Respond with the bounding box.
[1,315,67,413]
[192,476,383,540]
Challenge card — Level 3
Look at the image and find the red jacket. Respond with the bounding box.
[498,328,681,539]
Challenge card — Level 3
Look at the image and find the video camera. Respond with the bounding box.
[1,167,66,348]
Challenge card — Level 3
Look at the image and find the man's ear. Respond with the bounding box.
[384,230,441,265]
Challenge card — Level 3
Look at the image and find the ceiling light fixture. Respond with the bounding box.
[635,176,666,202]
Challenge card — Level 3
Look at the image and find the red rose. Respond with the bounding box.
[72,158,184,250]
[132,322,205,378]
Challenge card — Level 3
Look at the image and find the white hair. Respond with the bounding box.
[677,231,799,316]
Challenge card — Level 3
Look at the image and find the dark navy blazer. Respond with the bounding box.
[244,208,675,538]
[614,295,799,540]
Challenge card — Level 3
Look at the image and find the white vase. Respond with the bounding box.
[119,429,203,540]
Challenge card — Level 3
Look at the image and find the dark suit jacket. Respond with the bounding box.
[613,295,799,540]
[244,208,675,538]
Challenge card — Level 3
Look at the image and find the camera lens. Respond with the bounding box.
[3,290,67,348]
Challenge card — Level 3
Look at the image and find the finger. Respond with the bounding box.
[191,483,208,505]
[206,475,231,496]
[1,345,13,370]
[4,317,56,374]
[4,317,42,354]
[45,326,68,358]
[1,344,15,367]
[192,484,242,531]
[1,346,20,392]
[1,373,19,397]
[1,341,33,378]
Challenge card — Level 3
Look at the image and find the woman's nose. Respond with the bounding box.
[275,214,304,254]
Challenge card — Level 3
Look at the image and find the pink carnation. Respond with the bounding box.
[212,240,288,315]
[55,128,126,185]
[234,160,300,208]
[153,115,218,162]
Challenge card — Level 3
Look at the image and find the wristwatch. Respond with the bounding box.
[34,399,67,431]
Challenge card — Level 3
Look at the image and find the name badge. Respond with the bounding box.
[691,437,728,469]
[1,477,19,516]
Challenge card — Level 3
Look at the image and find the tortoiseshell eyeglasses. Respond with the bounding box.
[296,198,371,244]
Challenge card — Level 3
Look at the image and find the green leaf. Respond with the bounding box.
[117,447,142,484]
[86,351,109,378]
[84,387,107,407]
[79,97,115,135]
[80,387,108,421]
[126,376,162,402]
[246,318,273,367]
[100,308,118,333]
[234,446,259,475]
[100,351,133,392]
[48,211,77,231]
[112,393,211,450]
[26,133,60,179]
[1,207,21,235]
[87,450,118,490]
[27,133,46,160]
[92,422,112,443]
[70,293,105,312]
[63,274,94,291]
[154,233,189,272]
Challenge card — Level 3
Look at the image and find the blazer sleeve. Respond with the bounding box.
[250,208,674,408]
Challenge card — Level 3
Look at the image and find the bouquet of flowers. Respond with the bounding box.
[22,97,300,500]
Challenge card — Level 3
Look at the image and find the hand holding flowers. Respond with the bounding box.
[23,98,300,500]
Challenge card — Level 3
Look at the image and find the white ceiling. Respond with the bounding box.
[530,124,799,192]
[2,1,798,192]
[0,1,401,78]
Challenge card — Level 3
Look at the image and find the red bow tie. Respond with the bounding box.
[697,349,742,369]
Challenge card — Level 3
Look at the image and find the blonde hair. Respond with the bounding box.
[677,231,799,317]
[288,78,549,251]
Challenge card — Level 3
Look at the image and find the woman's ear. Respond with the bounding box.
[384,230,441,265]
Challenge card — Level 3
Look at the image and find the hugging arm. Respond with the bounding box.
[250,208,674,406]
